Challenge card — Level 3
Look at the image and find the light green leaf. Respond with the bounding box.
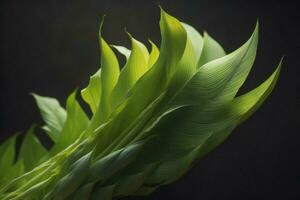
[98,37,120,121]
[19,125,47,172]
[235,60,282,124]
[0,134,17,184]
[10,176,53,200]
[159,8,187,78]
[32,94,67,142]
[198,31,226,67]
[81,69,102,114]
[147,40,159,68]
[197,59,282,159]
[111,45,131,60]
[110,34,149,111]
[4,160,24,187]
[159,35,197,108]
[54,91,89,152]
[170,22,259,107]
[182,22,204,63]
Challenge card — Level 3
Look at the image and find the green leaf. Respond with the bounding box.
[19,125,47,172]
[49,152,92,200]
[68,183,94,200]
[90,185,115,200]
[83,22,121,133]
[0,135,16,170]
[159,33,198,108]
[10,176,53,200]
[81,69,102,114]
[196,59,282,159]
[144,147,202,185]
[235,60,282,124]
[0,134,17,184]
[170,22,259,108]
[98,37,120,121]
[88,142,144,183]
[110,34,149,111]
[4,160,24,187]
[113,163,156,196]
[32,94,67,142]
[182,22,203,63]
[159,8,187,78]
[111,45,131,60]
[54,91,89,152]
[198,31,226,67]
[147,40,159,68]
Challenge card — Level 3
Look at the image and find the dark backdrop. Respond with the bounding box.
[0,0,299,199]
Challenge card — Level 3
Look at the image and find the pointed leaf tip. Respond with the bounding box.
[125,30,133,40]
[251,21,259,40]
[99,14,106,38]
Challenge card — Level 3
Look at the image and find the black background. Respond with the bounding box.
[0,0,299,199]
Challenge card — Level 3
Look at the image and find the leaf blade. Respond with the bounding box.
[19,126,47,172]
[32,94,66,142]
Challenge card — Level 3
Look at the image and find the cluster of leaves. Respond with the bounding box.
[0,8,281,200]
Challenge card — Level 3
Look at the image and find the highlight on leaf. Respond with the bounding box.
[0,7,282,200]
